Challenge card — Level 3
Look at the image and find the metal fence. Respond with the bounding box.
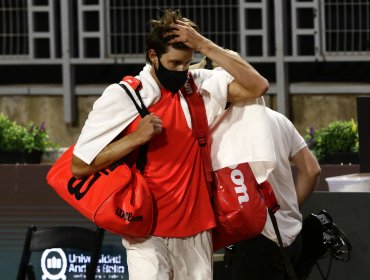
[323,0,370,56]
[0,0,240,63]
[0,0,28,57]
[108,0,239,59]
[1,0,370,122]
[1,0,370,63]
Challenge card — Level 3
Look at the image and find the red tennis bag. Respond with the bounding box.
[212,163,279,251]
[46,78,154,236]
[181,75,279,251]
[46,145,153,236]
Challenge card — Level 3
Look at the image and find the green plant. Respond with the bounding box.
[0,113,58,153]
[304,119,359,161]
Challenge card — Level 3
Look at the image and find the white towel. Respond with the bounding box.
[73,64,162,164]
[74,64,276,183]
[73,64,231,164]
[210,97,276,183]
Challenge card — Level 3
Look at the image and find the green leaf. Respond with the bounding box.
[303,119,359,160]
[0,113,59,153]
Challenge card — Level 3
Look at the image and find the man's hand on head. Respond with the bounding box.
[163,21,211,52]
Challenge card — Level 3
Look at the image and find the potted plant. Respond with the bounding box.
[304,119,359,164]
[0,113,58,164]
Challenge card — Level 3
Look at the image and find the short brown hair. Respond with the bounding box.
[145,9,198,64]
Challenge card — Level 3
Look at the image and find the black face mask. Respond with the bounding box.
[154,58,188,94]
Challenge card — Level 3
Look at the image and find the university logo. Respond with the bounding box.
[41,248,67,280]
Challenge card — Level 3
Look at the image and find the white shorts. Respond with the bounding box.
[122,230,213,280]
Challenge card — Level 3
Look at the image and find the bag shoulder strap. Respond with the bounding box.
[257,165,295,278]
[180,73,213,186]
[122,75,141,91]
[269,208,298,280]
[118,76,149,172]
[258,181,280,213]
[120,76,150,118]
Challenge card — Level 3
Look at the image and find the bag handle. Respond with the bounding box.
[119,77,150,118]
[118,77,150,173]
[180,74,213,187]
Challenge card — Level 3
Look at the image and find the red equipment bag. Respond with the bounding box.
[46,77,154,236]
[212,163,279,251]
[182,75,279,251]
[46,146,153,236]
